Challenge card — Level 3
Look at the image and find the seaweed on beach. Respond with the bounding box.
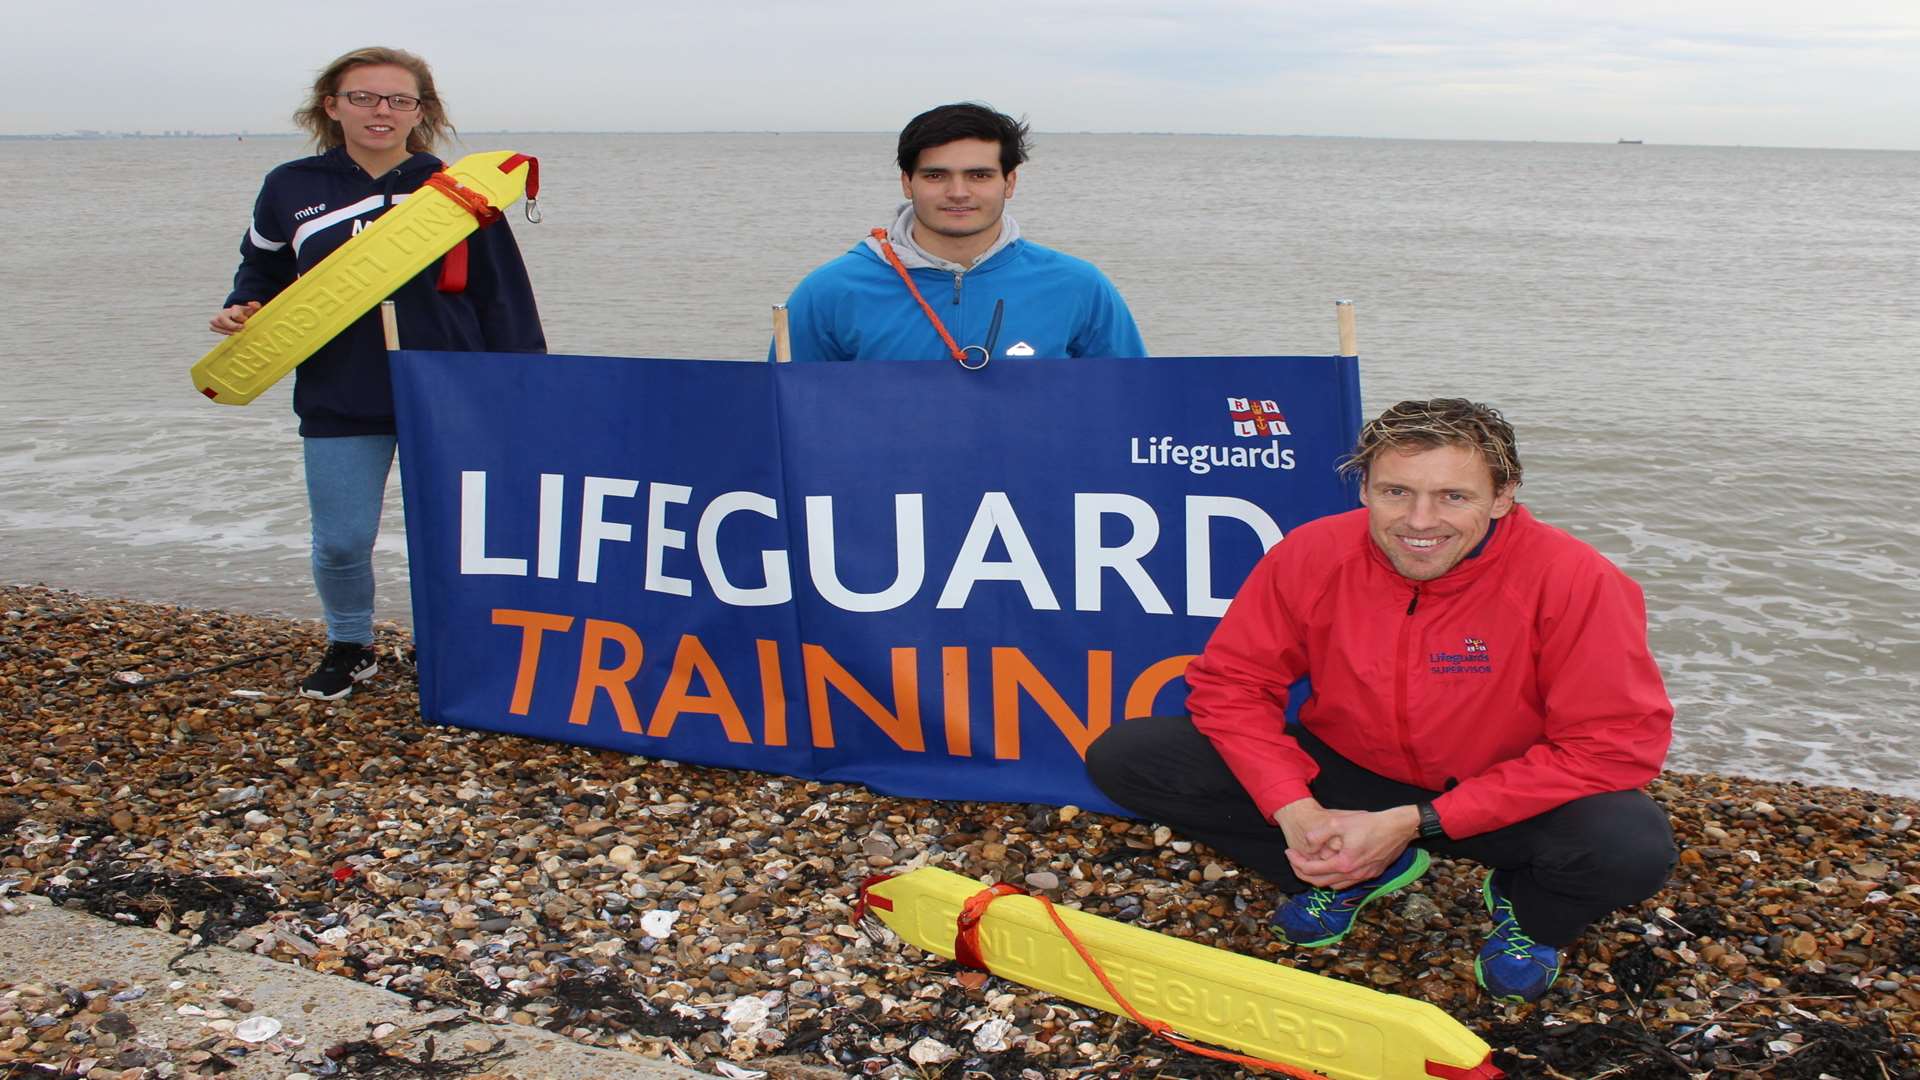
[882,1041,1253,1080]
[443,966,521,1010]
[1776,1019,1913,1079]
[1079,1044,1262,1080]
[1488,1015,1919,1080]
[1607,939,1669,1001]
[43,865,278,945]
[1486,1018,1694,1078]
[100,646,290,692]
[808,1008,928,1067]
[539,970,721,1038]
[1673,1016,1913,1078]
[1893,927,1920,969]
[1783,967,1872,997]
[0,804,120,855]
[1665,902,1728,939]
[316,1034,513,1078]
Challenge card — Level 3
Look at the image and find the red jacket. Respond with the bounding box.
[1185,504,1672,839]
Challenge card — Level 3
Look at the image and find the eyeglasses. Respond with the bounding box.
[333,90,423,112]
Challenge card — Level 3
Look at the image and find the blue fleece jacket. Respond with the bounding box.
[777,236,1144,363]
[224,147,545,436]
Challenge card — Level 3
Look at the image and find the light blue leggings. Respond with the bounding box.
[303,434,398,645]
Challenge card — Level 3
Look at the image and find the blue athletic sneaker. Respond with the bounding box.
[1270,847,1432,947]
[1476,871,1563,1002]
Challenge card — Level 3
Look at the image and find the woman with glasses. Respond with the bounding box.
[208,46,545,700]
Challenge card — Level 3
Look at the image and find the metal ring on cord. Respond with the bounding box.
[870,227,998,372]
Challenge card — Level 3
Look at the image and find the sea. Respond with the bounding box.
[1,133,1915,797]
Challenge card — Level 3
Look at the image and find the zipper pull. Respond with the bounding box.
[953,271,962,305]
[1406,587,1421,615]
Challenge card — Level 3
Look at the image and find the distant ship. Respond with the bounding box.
[1617,139,1644,145]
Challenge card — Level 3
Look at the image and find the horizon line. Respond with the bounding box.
[4,128,1915,154]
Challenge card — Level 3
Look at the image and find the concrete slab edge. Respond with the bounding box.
[0,894,715,1079]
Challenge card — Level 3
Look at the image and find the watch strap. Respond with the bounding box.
[1417,801,1445,840]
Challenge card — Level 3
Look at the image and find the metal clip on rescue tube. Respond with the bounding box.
[190,150,539,406]
[857,867,1503,1080]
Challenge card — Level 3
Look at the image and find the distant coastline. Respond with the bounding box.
[3,129,1917,152]
[0,130,297,142]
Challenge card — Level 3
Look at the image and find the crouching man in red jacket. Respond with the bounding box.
[1086,398,1676,1003]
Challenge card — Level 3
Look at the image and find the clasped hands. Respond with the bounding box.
[1273,798,1421,890]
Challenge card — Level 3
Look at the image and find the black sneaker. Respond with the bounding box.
[300,641,378,700]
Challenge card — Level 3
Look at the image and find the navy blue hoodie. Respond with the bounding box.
[224,146,546,436]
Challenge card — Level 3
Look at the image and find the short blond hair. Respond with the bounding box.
[293,46,454,155]
[1339,398,1522,491]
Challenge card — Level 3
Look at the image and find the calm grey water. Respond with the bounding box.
[2,134,1915,796]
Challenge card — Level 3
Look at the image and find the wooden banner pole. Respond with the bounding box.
[380,300,400,351]
[772,304,792,363]
[1335,299,1356,358]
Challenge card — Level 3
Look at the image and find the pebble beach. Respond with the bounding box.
[2,583,1915,1079]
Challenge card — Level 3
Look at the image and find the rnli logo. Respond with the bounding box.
[1127,394,1297,474]
[1228,397,1291,437]
[1431,637,1493,674]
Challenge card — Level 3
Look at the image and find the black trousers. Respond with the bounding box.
[1085,716,1677,947]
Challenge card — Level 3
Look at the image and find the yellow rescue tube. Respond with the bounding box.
[860,866,1502,1080]
[191,150,536,406]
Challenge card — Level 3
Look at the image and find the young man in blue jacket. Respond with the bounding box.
[775,103,1145,364]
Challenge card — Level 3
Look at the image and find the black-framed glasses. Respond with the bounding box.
[333,90,422,112]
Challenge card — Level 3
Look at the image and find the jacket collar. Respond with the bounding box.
[857,203,1023,274]
[319,145,441,183]
[1365,502,1531,594]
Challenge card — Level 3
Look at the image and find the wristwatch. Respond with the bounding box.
[1416,801,1445,840]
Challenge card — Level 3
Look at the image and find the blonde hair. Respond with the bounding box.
[1339,398,1523,491]
[293,46,453,154]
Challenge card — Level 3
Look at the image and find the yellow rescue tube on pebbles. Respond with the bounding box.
[859,866,1502,1080]
[191,150,536,406]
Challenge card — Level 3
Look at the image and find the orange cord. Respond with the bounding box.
[868,228,968,364]
[954,883,1023,969]
[422,170,503,226]
[956,884,1325,1078]
[856,876,1503,1080]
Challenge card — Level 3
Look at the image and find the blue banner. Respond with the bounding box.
[392,353,1361,813]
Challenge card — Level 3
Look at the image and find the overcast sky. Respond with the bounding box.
[6,1,1916,149]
